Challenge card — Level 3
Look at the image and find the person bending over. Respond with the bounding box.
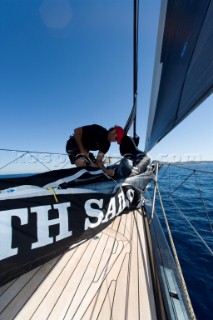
[66,124,124,177]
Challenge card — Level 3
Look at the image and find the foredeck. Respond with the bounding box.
[0,209,157,320]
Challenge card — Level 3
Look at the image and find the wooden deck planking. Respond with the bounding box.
[0,209,157,320]
[127,212,140,319]
[25,240,99,320]
[14,247,83,320]
[136,210,157,319]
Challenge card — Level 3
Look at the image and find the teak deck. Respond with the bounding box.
[0,209,157,320]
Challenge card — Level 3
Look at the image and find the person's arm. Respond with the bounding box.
[96,152,115,176]
[74,127,88,156]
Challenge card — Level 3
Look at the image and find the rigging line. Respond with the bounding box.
[167,171,194,197]
[169,195,213,256]
[194,173,213,234]
[26,152,52,171]
[0,152,28,170]
[157,162,171,178]
[168,162,213,175]
[89,211,138,319]
[160,165,213,235]
[0,148,67,156]
[157,186,196,320]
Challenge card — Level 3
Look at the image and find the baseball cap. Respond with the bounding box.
[115,126,125,144]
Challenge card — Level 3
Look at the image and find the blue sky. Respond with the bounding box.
[1,0,213,172]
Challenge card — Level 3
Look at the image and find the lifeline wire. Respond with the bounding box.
[0,152,28,170]
[161,163,213,236]
[168,195,213,256]
[194,172,213,234]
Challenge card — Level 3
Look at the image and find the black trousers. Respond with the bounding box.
[66,136,96,165]
[66,136,79,164]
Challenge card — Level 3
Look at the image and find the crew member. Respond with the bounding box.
[66,124,125,176]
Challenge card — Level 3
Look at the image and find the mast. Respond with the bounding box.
[124,0,139,145]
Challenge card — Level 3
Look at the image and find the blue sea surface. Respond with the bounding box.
[152,162,213,320]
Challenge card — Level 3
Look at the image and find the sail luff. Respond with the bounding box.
[144,0,168,151]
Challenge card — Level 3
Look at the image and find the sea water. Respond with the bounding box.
[151,162,213,320]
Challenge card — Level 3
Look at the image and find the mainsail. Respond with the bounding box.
[145,0,213,152]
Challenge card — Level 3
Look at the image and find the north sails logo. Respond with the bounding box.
[0,188,135,260]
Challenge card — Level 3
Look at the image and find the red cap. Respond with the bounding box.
[115,126,125,144]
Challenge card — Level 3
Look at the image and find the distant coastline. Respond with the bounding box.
[157,160,213,165]
[174,160,213,164]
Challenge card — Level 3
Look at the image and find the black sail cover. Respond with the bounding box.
[0,166,153,286]
[145,0,213,151]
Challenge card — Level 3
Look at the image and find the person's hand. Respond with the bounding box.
[75,157,88,167]
[79,150,89,157]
